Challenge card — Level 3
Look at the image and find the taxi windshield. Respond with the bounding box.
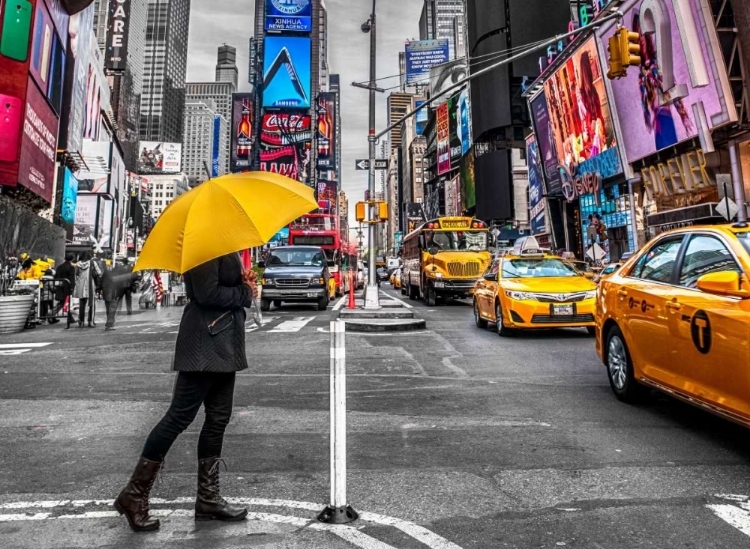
[737,232,750,255]
[424,231,487,251]
[502,258,579,278]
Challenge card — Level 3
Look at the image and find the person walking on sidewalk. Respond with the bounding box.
[114,253,258,532]
[73,252,102,328]
[53,254,76,328]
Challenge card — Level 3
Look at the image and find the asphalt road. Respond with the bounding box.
[0,287,749,548]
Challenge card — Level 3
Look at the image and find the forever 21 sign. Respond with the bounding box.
[105,0,130,71]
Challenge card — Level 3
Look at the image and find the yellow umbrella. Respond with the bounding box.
[134,171,318,273]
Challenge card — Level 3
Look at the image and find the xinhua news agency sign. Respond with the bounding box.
[105,0,130,71]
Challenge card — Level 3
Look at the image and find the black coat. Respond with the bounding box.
[102,264,136,302]
[54,261,76,298]
[173,253,253,372]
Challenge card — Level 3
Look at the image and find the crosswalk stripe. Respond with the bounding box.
[269,317,316,333]
[0,343,53,349]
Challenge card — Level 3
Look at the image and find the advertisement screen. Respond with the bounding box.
[18,79,59,203]
[262,36,311,109]
[459,147,475,211]
[29,1,54,95]
[66,7,95,155]
[530,92,562,196]
[599,0,736,164]
[316,93,336,169]
[457,89,471,156]
[261,113,312,145]
[260,142,311,183]
[265,0,312,32]
[61,168,79,224]
[137,142,182,174]
[317,180,337,205]
[526,135,547,236]
[98,197,114,249]
[73,194,98,243]
[405,40,450,86]
[260,113,312,183]
[436,102,451,175]
[542,37,621,198]
[76,139,111,193]
[105,0,130,71]
[230,93,254,172]
[212,114,221,177]
[415,100,428,136]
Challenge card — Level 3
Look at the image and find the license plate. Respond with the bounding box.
[552,304,574,316]
[307,292,317,297]
[434,281,445,288]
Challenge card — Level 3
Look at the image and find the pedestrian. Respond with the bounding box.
[120,259,138,316]
[115,253,258,532]
[73,251,102,328]
[102,259,137,331]
[54,253,76,328]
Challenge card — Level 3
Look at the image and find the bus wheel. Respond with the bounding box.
[408,284,418,301]
[424,286,436,307]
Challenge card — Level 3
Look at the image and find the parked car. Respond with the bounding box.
[356,261,365,289]
[376,267,389,282]
[259,246,331,311]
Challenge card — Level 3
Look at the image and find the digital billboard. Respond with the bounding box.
[436,102,450,175]
[316,93,336,170]
[261,113,312,145]
[542,37,621,201]
[529,92,562,197]
[105,0,130,71]
[415,100,428,136]
[526,135,546,236]
[457,89,471,156]
[212,114,221,177]
[598,0,736,164]
[260,113,312,183]
[405,39,449,85]
[230,93,255,172]
[76,140,111,193]
[137,142,182,174]
[73,194,98,243]
[61,168,79,225]
[65,7,95,155]
[262,36,311,109]
[260,142,311,183]
[265,0,312,32]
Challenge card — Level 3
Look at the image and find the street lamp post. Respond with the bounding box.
[363,0,380,309]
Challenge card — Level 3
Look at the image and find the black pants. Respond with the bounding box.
[78,298,95,324]
[105,300,118,328]
[142,372,236,462]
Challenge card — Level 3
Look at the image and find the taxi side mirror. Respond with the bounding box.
[696,271,750,298]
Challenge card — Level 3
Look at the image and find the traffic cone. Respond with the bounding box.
[347,270,356,309]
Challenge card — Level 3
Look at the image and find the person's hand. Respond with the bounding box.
[243,270,259,298]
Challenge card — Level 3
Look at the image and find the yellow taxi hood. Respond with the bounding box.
[500,276,597,293]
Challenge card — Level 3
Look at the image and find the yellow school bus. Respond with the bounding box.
[401,216,492,306]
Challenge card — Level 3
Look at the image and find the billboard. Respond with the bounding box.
[65,7,95,155]
[76,140,111,193]
[211,114,221,177]
[230,93,254,172]
[415,100,428,136]
[260,143,311,182]
[105,0,130,71]
[436,102,451,175]
[61,168,79,224]
[598,0,736,164]
[265,0,312,32]
[429,58,467,105]
[317,180,337,209]
[457,89,471,156]
[459,147,475,211]
[262,36,311,108]
[542,37,621,201]
[526,135,547,236]
[261,113,312,145]
[529,92,562,197]
[73,194,98,243]
[137,142,182,174]
[316,93,336,169]
[405,39,449,85]
[84,34,109,140]
[18,79,59,203]
[260,113,312,183]
[29,1,54,97]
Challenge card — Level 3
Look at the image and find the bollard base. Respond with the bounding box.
[317,505,359,524]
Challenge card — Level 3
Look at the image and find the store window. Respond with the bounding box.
[579,183,634,263]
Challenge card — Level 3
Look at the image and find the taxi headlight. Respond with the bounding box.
[505,290,535,301]
[584,290,597,300]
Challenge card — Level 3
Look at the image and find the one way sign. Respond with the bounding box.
[355,159,389,170]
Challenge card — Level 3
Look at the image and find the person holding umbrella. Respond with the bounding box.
[113,171,318,532]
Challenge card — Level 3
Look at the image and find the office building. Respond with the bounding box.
[182,100,227,186]
[387,93,414,155]
[398,52,407,92]
[215,44,239,89]
[184,82,234,173]
[317,0,329,91]
[419,0,465,59]
[140,0,192,143]
[146,173,190,217]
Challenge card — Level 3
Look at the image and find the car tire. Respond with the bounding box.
[605,325,643,403]
[273,300,281,308]
[474,299,488,329]
[260,299,270,312]
[318,296,329,311]
[495,300,514,337]
[586,326,596,336]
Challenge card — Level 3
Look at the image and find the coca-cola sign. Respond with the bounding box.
[261,114,312,146]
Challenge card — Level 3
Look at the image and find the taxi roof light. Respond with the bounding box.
[511,236,546,257]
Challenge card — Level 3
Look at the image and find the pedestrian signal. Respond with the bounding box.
[618,27,641,68]
[378,202,388,222]
[355,202,366,222]
[606,35,625,79]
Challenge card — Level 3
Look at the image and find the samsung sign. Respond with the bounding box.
[265,0,312,33]
[105,0,130,71]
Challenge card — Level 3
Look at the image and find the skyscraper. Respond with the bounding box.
[419,0,465,59]
[184,82,234,173]
[182,100,227,186]
[140,0,192,144]
[387,93,414,155]
[215,44,239,89]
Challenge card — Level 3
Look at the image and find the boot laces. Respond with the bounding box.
[208,458,228,503]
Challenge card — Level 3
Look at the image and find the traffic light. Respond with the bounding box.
[378,202,389,221]
[618,27,641,68]
[355,202,366,223]
[606,35,625,79]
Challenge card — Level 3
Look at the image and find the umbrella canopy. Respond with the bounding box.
[134,172,317,273]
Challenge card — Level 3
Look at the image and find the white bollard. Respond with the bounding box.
[317,319,359,524]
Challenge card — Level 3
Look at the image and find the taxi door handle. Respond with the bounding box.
[616,289,628,297]
[666,301,682,311]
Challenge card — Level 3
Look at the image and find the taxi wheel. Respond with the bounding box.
[605,326,642,402]
[474,299,488,329]
[495,301,514,337]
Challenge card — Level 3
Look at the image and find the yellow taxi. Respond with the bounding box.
[595,225,750,426]
[390,268,402,290]
[473,236,598,336]
[564,259,596,280]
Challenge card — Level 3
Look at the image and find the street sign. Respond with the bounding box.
[716,198,738,221]
[354,159,389,170]
[586,243,605,262]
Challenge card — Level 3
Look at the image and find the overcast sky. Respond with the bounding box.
[185,0,423,226]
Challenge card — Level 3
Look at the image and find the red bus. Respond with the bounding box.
[288,214,345,296]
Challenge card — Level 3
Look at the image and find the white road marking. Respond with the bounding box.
[442,357,468,378]
[269,316,316,333]
[708,495,750,538]
[0,350,31,356]
[0,343,53,349]
[246,315,279,333]
[0,497,462,548]
[379,291,413,309]
[332,296,348,311]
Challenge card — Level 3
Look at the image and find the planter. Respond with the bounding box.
[0,294,35,334]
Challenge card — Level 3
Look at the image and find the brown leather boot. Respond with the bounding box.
[114,457,162,531]
[195,457,247,521]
